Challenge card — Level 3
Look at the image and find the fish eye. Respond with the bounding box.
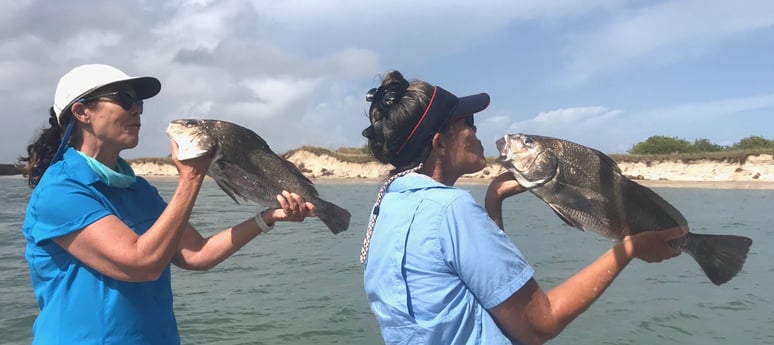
[523,137,534,145]
[183,119,197,127]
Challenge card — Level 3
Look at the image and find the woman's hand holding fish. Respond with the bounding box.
[623,226,688,263]
[487,171,527,200]
[169,139,211,181]
[266,190,317,223]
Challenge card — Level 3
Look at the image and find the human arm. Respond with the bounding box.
[483,172,687,343]
[485,172,526,229]
[52,141,210,282]
[172,191,317,271]
[488,227,687,345]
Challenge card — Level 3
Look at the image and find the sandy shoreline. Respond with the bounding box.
[131,174,774,190]
[632,179,774,190]
[125,151,774,190]
[4,170,772,190]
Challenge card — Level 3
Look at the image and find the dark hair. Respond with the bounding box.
[17,103,87,188]
[362,71,436,173]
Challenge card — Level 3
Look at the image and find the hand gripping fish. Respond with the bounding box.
[166,119,351,234]
[496,133,752,285]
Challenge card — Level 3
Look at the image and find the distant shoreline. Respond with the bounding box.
[319,178,774,189]
[0,164,19,176]
[4,170,773,190]
[127,150,774,188]
[4,150,773,190]
[123,176,774,190]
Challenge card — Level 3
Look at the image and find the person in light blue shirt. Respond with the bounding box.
[359,71,688,344]
[19,64,318,344]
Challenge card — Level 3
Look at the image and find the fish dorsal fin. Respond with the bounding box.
[241,125,271,149]
[240,127,319,198]
[244,151,318,197]
[624,179,688,228]
[590,147,622,174]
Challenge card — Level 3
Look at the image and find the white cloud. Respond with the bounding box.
[1,0,773,162]
[642,94,774,122]
[507,106,623,140]
[497,94,774,155]
[557,0,774,86]
[533,106,621,125]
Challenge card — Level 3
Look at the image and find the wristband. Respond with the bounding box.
[254,210,275,234]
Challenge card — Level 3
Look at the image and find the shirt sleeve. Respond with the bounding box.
[27,179,112,244]
[439,194,534,309]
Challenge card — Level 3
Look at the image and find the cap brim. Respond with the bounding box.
[452,93,490,118]
[117,76,161,100]
[93,76,161,100]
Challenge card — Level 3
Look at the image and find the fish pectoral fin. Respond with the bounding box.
[554,183,596,209]
[219,161,275,207]
[548,183,606,232]
[548,204,586,231]
[214,177,247,204]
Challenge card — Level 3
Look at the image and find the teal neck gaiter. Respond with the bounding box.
[76,151,137,188]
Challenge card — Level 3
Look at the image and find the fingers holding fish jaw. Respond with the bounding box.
[169,139,210,178]
[272,191,318,222]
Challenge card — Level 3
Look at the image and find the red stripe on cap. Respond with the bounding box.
[396,86,438,156]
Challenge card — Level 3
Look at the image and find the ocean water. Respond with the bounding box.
[1,176,772,345]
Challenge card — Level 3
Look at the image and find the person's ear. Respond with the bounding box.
[431,132,448,154]
[70,103,90,123]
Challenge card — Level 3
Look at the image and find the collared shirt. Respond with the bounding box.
[22,147,178,344]
[364,173,534,345]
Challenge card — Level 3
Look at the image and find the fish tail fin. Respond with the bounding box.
[315,199,351,234]
[683,232,752,285]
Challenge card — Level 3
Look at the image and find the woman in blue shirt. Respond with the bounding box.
[359,71,687,344]
[19,64,316,344]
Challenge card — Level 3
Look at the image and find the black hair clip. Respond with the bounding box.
[361,120,384,140]
[361,126,374,138]
[366,87,379,102]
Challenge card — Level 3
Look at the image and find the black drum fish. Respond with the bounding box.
[496,133,752,285]
[166,119,351,234]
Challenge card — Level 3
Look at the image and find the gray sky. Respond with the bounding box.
[3,0,774,163]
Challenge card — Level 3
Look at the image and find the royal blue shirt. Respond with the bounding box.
[22,147,178,344]
[363,173,534,344]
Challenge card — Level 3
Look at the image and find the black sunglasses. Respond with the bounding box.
[79,91,143,111]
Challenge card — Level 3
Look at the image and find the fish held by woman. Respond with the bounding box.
[496,133,752,285]
[166,119,351,234]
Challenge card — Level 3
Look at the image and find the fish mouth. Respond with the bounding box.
[495,136,509,163]
[495,136,519,173]
[495,137,507,154]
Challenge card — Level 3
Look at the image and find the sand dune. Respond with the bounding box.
[129,151,774,189]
